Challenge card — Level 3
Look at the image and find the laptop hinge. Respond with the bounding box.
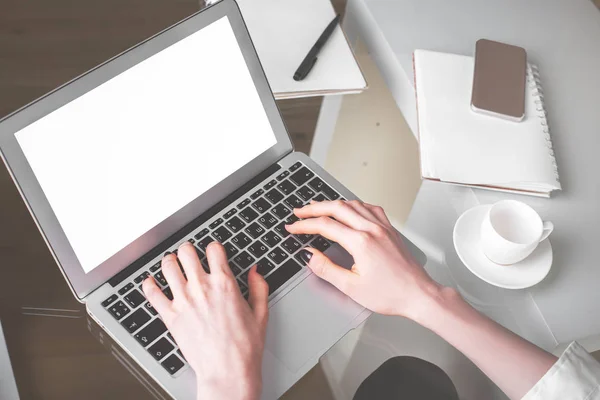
[107,162,282,287]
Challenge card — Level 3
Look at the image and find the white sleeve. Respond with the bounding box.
[522,342,600,400]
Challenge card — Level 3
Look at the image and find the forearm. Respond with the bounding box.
[412,286,557,400]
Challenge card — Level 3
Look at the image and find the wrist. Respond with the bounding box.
[406,284,463,331]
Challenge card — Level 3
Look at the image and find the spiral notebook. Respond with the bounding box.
[413,50,561,198]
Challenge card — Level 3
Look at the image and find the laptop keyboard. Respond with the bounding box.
[101,162,343,376]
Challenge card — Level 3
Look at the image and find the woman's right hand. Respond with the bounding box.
[286,200,441,320]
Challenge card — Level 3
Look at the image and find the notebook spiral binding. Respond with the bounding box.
[528,64,560,183]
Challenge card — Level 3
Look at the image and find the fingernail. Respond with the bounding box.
[298,249,313,265]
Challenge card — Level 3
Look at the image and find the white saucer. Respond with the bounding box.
[453,205,552,289]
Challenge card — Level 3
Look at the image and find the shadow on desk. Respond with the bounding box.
[2,310,166,399]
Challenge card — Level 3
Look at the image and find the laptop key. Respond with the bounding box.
[121,308,150,333]
[194,228,209,241]
[224,208,237,219]
[313,193,326,202]
[135,318,167,347]
[124,289,145,308]
[248,241,269,258]
[312,236,331,252]
[108,301,130,320]
[239,207,259,223]
[262,231,282,247]
[195,246,205,260]
[289,161,302,172]
[274,222,290,238]
[237,198,251,209]
[284,194,303,210]
[281,237,302,254]
[251,198,271,213]
[258,212,278,229]
[209,218,223,230]
[290,167,314,186]
[271,204,291,219]
[144,302,158,316]
[148,337,175,361]
[244,222,265,239]
[250,189,264,200]
[295,233,313,244]
[226,216,246,232]
[102,294,118,308]
[256,258,276,276]
[286,214,300,224]
[118,283,134,295]
[233,251,255,270]
[149,261,162,272]
[134,271,150,284]
[212,226,232,242]
[276,171,290,181]
[308,177,325,192]
[321,184,340,200]
[197,236,214,251]
[265,188,284,204]
[268,247,288,264]
[296,186,316,201]
[266,259,302,295]
[263,179,277,190]
[163,287,173,300]
[277,180,296,195]
[232,232,252,249]
[224,242,239,258]
[154,271,167,286]
[161,354,184,375]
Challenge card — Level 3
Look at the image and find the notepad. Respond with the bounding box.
[235,0,367,99]
[413,50,561,198]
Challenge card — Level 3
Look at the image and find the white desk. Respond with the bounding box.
[314,0,600,349]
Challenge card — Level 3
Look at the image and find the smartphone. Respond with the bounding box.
[471,39,527,122]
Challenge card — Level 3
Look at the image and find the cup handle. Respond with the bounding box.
[539,221,554,242]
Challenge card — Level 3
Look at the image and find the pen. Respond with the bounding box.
[293,14,341,81]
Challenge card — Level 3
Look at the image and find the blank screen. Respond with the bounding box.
[15,17,277,273]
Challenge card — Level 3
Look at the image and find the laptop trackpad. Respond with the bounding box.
[264,269,364,373]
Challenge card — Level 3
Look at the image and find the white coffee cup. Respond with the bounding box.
[480,200,553,265]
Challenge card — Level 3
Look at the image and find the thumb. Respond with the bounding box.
[247,266,269,330]
[302,248,357,295]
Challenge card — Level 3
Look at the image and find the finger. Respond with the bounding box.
[363,203,392,226]
[302,248,358,295]
[142,277,173,320]
[294,200,373,231]
[161,254,187,298]
[344,200,381,225]
[177,242,206,282]
[205,242,234,277]
[285,217,357,250]
[247,266,269,331]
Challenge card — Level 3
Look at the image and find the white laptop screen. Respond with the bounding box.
[14,16,277,274]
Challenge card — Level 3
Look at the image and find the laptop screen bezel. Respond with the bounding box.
[0,0,293,300]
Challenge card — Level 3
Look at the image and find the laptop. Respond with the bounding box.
[0,1,425,398]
